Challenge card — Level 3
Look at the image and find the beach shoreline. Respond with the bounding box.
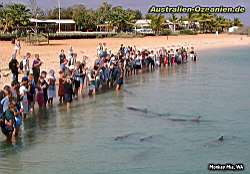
[0,34,249,86]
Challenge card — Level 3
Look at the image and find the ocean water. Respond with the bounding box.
[0,46,249,174]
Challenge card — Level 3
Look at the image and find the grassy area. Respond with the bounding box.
[179,29,198,35]
[0,32,118,41]
[0,33,16,41]
[48,32,117,40]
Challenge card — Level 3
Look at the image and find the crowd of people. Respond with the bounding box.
[1,41,197,142]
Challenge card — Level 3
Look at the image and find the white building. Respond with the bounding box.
[228,26,239,33]
[29,18,76,32]
[134,19,151,28]
[134,20,154,34]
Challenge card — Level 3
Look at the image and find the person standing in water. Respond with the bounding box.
[47,70,56,106]
[116,62,124,91]
[58,71,65,103]
[190,47,197,61]
[64,76,73,109]
[32,54,43,85]
[39,71,49,108]
[72,62,81,99]
[11,101,22,137]
[19,77,29,119]
[1,102,15,141]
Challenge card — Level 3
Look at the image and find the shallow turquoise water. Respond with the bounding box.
[0,46,249,174]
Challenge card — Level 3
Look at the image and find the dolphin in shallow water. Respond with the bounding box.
[204,136,225,147]
[218,136,224,142]
[114,135,130,141]
[127,106,148,113]
[114,133,139,141]
[123,89,135,95]
[127,106,201,119]
[139,135,154,142]
[167,116,201,122]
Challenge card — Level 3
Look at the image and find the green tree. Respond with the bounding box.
[95,1,113,25]
[184,12,197,30]
[126,9,142,20]
[47,7,73,19]
[192,13,214,33]
[233,17,243,27]
[149,14,165,34]
[169,14,178,32]
[0,3,31,33]
[71,5,96,31]
[215,15,233,33]
[110,6,136,32]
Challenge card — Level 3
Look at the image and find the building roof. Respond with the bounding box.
[228,26,239,32]
[135,19,151,25]
[135,19,151,27]
[229,26,239,29]
[29,18,76,24]
[165,20,173,25]
[182,21,189,25]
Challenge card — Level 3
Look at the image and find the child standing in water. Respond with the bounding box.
[58,71,65,103]
[47,70,56,106]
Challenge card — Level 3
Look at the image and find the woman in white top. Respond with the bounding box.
[19,77,29,119]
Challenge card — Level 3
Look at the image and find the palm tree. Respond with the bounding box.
[109,6,136,32]
[149,15,165,35]
[194,13,214,33]
[169,14,178,32]
[185,12,198,30]
[216,16,233,32]
[233,17,243,27]
[187,13,201,31]
[0,10,14,33]
[0,4,31,33]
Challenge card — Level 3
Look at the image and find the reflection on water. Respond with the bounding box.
[0,47,250,174]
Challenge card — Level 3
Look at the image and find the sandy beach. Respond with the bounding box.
[0,34,249,86]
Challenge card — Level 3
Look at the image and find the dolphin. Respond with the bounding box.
[218,136,224,142]
[123,89,135,95]
[167,116,201,122]
[127,106,201,119]
[114,133,139,141]
[204,136,225,147]
[139,135,154,142]
[127,106,148,114]
[114,135,130,141]
[127,106,203,122]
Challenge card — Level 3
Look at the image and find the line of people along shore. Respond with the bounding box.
[2,43,197,141]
